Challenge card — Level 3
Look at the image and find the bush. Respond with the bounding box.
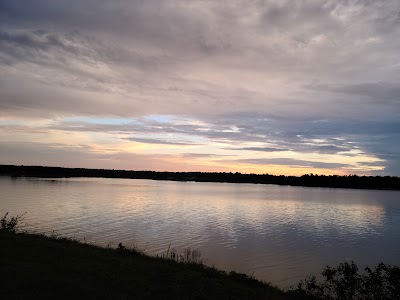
[0,212,26,233]
[293,261,400,300]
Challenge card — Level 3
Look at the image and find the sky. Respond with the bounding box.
[1,0,399,176]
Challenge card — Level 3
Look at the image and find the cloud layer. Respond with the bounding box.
[1,0,399,175]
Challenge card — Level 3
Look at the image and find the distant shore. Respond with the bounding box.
[1,164,399,191]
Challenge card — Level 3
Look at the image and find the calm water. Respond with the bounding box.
[1,176,400,288]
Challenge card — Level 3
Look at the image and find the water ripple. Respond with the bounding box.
[1,176,399,288]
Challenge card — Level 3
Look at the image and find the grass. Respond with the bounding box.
[0,230,315,299]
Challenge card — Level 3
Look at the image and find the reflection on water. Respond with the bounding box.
[1,176,399,288]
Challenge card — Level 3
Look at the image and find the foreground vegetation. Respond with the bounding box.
[294,261,400,300]
[1,213,399,299]
[2,164,400,190]
[0,214,312,299]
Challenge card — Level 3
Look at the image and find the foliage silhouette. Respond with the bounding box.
[0,212,26,233]
[293,261,400,300]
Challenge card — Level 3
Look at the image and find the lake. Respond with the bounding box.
[1,176,399,288]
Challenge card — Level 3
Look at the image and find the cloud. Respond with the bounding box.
[232,144,351,155]
[1,0,399,119]
[0,141,112,167]
[233,147,288,153]
[0,141,218,172]
[123,137,199,146]
[0,0,399,174]
[181,153,233,158]
[307,82,400,105]
[0,114,392,166]
[229,158,351,170]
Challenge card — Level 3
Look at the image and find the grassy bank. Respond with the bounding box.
[0,231,313,299]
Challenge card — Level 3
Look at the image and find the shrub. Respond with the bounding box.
[293,261,400,300]
[0,212,26,233]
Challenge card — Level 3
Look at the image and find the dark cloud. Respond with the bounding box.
[307,82,400,105]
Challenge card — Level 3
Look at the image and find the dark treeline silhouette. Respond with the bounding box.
[1,164,399,190]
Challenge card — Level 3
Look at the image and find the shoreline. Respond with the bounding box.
[0,230,313,299]
[1,164,400,191]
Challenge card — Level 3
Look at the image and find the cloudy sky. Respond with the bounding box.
[1,0,399,175]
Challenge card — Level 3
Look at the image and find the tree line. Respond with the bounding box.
[1,164,399,190]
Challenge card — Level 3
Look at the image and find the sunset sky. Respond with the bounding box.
[1,1,399,176]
